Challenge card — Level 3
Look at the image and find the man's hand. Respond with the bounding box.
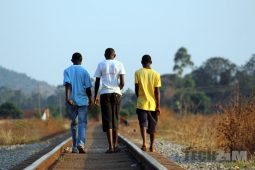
[86,88,92,111]
[94,96,100,106]
[94,78,100,106]
[65,83,74,106]
[156,107,161,116]
[66,99,74,106]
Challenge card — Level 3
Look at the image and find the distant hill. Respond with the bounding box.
[0,66,56,97]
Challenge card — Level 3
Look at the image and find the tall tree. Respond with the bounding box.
[236,54,255,97]
[191,57,238,107]
[173,47,194,77]
[244,54,255,75]
[192,57,237,87]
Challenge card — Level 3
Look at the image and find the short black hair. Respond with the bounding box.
[141,55,152,65]
[71,52,82,63]
[104,48,115,58]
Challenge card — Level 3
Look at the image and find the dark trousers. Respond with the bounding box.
[100,93,121,132]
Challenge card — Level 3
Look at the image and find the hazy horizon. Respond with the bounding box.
[0,0,254,89]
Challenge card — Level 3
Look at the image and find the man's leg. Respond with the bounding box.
[148,111,158,152]
[113,129,119,152]
[70,106,78,153]
[140,127,147,148]
[106,129,114,152]
[77,106,88,153]
[100,94,114,153]
[150,133,155,152]
[112,93,121,151]
[137,109,148,151]
[113,129,118,147]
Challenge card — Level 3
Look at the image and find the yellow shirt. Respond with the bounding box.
[135,68,161,111]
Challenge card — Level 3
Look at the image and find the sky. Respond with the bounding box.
[0,0,255,90]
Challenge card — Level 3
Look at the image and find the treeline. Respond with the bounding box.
[0,84,101,119]
[0,86,67,119]
[121,47,255,115]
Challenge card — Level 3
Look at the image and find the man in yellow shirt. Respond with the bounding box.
[135,55,161,152]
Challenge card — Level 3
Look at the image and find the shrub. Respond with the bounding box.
[217,95,255,156]
[0,102,23,119]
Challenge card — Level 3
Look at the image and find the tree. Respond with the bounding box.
[0,87,15,105]
[9,90,26,108]
[172,90,211,114]
[45,85,70,118]
[236,54,255,97]
[244,54,255,75]
[160,73,211,114]
[183,75,195,89]
[120,89,136,116]
[171,47,196,114]
[173,47,194,77]
[170,75,211,114]
[160,74,182,107]
[192,57,237,87]
[0,102,23,119]
[191,57,238,108]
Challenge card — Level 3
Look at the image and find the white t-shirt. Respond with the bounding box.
[94,59,126,95]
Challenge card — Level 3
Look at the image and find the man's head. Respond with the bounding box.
[141,55,152,67]
[104,48,116,59]
[71,52,82,64]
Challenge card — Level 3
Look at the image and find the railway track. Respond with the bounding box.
[21,123,184,170]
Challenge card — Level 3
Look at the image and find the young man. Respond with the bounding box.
[94,48,125,153]
[135,55,161,152]
[63,52,92,154]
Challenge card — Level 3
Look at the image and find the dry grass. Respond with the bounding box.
[217,96,255,154]
[158,108,219,151]
[0,118,70,145]
[120,109,219,151]
[120,95,255,155]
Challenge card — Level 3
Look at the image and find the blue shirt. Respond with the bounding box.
[63,65,92,106]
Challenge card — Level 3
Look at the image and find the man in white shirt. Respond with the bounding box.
[94,48,125,153]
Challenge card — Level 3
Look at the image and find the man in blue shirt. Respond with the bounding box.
[63,52,92,153]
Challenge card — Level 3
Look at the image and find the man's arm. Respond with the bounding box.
[154,87,161,115]
[94,78,100,105]
[135,83,139,97]
[86,87,92,110]
[119,74,125,90]
[65,83,74,105]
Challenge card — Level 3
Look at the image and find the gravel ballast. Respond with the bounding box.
[0,143,49,170]
[0,132,70,170]
[155,139,228,170]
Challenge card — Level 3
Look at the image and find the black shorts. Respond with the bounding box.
[100,93,121,132]
[136,109,158,134]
